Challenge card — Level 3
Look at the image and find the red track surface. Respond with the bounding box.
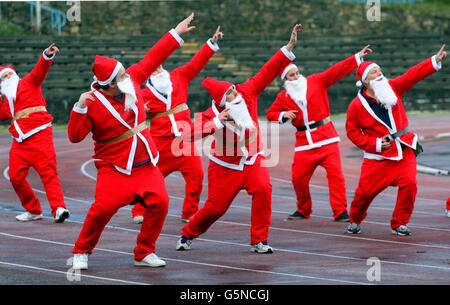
[0,115,449,286]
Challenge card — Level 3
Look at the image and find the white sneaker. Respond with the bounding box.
[446,210,450,218]
[134,253,166,267]
[133,215,144,224]
[55,207,70,223]
[73,253,88,270]
[250,241,274,254]
[16,212,43,222]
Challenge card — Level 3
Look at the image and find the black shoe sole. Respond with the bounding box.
[55,211,70,223]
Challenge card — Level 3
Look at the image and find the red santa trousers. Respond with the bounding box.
[131,137,204,219]
[446,197,450,211]
[291,142,348,219]
[72,161,169,261]
[349,148,417,229]
[9,127,66,217]
[181,156,272,245]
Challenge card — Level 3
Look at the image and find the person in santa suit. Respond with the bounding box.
[175,24,302,254]
[446,198,450,218]
[131,26,224,225]
[346,44,446,236]
[266,45,373,222]
[0,44,70,223]
[68,14,196,270]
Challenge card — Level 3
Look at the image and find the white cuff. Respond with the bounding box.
[376,137,382,153]
[213,117,224,129]
[278,112,286,124]
[355,53,363,66]
[206,38,220,52]
[431,55,442,71]
[280,46,296,61]
[42,50,54,61]
[169,29,184,46]
[73,103,88,114]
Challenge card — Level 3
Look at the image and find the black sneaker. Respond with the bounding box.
[335,211,350,222]
[346,222,361,234]
[175,235,192,250]
[391,225,412,236]
[287,211,307,220]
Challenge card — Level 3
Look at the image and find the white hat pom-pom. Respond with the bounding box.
[356,80,362,87]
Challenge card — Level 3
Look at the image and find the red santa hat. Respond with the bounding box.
[280,63,298,80]
[92,55,123,86]
[202,77,235,107]
[355,61,379,87]
[0,65,16,79]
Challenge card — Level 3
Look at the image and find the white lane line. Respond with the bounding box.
[2,212,449,273]
[0,261,149,285]
[2,165,449,248]
[0,232,369,285]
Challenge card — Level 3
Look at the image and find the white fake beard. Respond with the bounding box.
[1,74,20,103]
[150,70,173,96]
[225,94,255,130]
[370,76,398,107]
[117,74,137,111]
[284,75,307,106]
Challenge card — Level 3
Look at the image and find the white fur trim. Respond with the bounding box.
[220,85,234,107]
[213,117,224,129]
[13,122,52,143]
[0,68,16,79]
[294,137,340,152]
[278,111,286,124]
[355,53,363,66]
[206,38,219,52]
[376,137,382,153]
[361,63,379,83]
[431,55,442,71]
[280,46,296,61]
[169,29,184,46]
[208,150,264,171]
[73,103,88,114]
[97,61,123,86]
[42,50,54,61]
[280,64,297,80]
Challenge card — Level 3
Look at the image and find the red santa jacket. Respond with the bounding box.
[267,53,362,151]
[183,46,295,170]
[68,30,183,175]
[346,55,441,161]
[0,52,55,142]
[145,39,219,138]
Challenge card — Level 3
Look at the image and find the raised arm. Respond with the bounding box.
[239,24,301,97]
[389,44,446,96]
[126,13,196,85]
[176,25,223,83]
[318,45,372,88]
[27,43,59,86]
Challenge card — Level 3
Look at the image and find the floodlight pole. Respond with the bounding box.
[35,1,41,33]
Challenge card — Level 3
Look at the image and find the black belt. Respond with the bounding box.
[383,127,409,142]
[296,116,331,132]
[133,158,150,168]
